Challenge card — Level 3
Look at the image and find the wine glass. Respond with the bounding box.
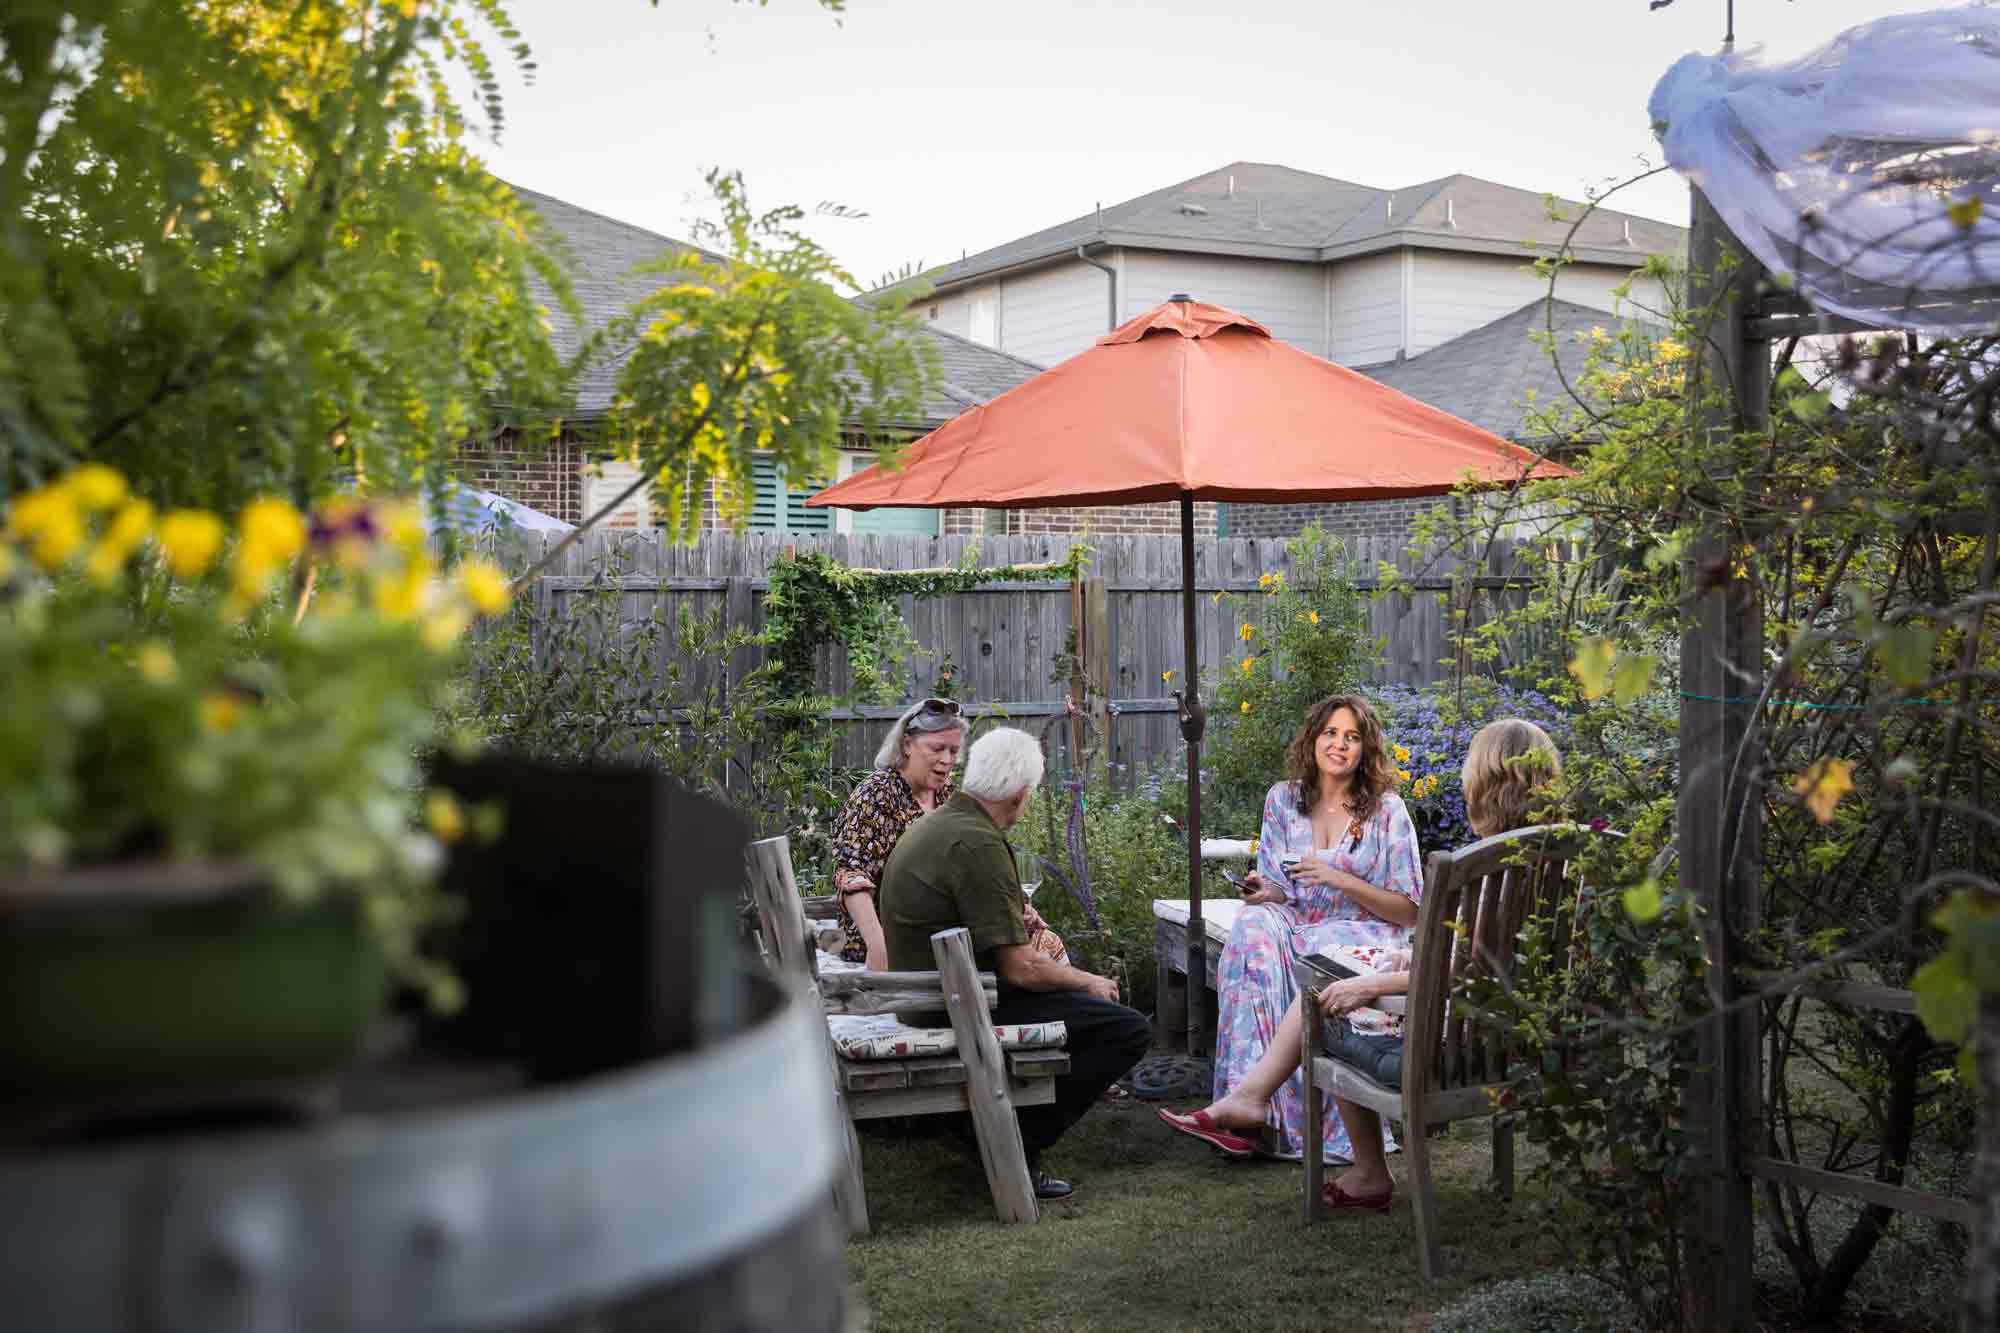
[1014,845,1043,900]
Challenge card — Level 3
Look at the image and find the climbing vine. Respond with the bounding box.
[761,545,1091,702]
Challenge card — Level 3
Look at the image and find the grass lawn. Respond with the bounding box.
[845,1097,1565,1332]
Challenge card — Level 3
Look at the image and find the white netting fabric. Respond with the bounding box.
[1649,7,2000,333]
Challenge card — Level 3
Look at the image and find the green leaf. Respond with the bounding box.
[1788,390,1833,422]
[1876,624,1936,689]
[1569,637,1616,702]
[1611,653,1660,707]
[1912,953,1975,1047]
[1622,880,1664,923]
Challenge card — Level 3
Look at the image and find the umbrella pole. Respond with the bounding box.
[1177,494,1208,1056]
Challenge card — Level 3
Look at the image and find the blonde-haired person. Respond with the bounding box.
[1162,717,1563,1213]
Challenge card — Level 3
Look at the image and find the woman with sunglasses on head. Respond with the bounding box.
[830,698,1063,970]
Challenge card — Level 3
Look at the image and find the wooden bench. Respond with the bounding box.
[746,835,1068,1234]
[1298,824,1589,1279]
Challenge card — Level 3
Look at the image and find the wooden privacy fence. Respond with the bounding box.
[519,527,1558,776]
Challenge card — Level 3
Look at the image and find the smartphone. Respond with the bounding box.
[1299,952,1359,982]
[1219,868,1256,897]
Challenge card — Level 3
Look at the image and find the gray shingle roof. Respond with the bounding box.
[1363,298,1658,441]
[510,183,1039,425]
[915,161,1686,292]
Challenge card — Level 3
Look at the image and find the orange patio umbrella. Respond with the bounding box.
[809,297,1571,1052]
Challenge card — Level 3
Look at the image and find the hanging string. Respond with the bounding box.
[1679,691,1951,711]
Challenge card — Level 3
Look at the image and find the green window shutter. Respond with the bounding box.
[853,504,940,537]
[748,454,833,533]
[786,476,831,533]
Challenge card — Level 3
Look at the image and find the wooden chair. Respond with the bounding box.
[1299,824,1588,1279]
[745,835,1066,1235]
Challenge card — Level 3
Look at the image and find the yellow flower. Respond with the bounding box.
[1241,655,1255,674]
[424,790,466,842]
[382,500,427,554]
[1239,700,1251,714]
[136,641,178,684]
[1308,611,1320,626]
[1397,768,1412,784]
[1161,669,1175,685]
[1239,622,1254,642]
[458,559,510,617]
[86,499,155,585]
[199,691,246,735]
[373,558,433,622]
[1794,758,1855,824]
[64,464,128,511]
[420,604,472,652]
[1247,837,1259,856]
[158,510,226,579]
[239,496,306,565]
[1209,591,1224,606]
[0,544,14,583]
[9,485,86,569]
[1394,743,1411,764]
[1258,573,1273,589]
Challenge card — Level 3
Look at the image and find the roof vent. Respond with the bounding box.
[1228,173,1236,198]
[1386,197,1393,223]
[1255,198,1269,230]
[1622,218,1634,246]
[1178,202,1210,217]
[1445,198,1458,229]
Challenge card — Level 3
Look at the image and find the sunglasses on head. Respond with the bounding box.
[905,697,962,733]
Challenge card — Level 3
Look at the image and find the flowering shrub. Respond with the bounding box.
[2,465,511,1000]
[1373,681,1575,853]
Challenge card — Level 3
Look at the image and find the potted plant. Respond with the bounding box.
[0,464,510,1118]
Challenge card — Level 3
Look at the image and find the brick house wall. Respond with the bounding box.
[937,502,1217,538]
[454,429,586,525]
[1224,496,1454,547]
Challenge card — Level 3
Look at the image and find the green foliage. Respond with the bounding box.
[1,1,576,513]
[1431,1270,1637,1332]
[761,545,1088,701]
[1201,525,1380,834]
[1014,770,1186,1016]
[604,170,940,541]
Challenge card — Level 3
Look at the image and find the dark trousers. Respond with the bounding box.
[991,985,1152,1160]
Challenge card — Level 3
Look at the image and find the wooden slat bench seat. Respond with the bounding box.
[749,836,1066,1233]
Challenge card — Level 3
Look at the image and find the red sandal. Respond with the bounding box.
[1320,1178,1393,1211]
[1157,1108,1257,1158]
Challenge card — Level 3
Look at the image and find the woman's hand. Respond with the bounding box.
[1315,977,1376,1017]
[1287,855,1345,891]
[1237,870,1285,907]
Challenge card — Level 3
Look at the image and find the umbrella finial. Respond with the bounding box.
[1167,292,1193,304]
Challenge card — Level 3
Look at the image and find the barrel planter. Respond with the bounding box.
[1,864,391,1117]
[0,973,846,1333]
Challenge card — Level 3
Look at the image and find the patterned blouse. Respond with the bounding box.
[830,768,951,963]
[1253,779,1425,957]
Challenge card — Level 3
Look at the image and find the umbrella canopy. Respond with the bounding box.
[808,299,1567,512]
[809,298,1572,1055]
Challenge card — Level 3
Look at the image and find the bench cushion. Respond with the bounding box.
[827,1013,1068,1061]
[1151,898,1244,949]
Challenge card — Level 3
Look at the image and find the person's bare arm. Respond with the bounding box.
[842,889,888,972]
[1314,970,1410,1016]
[993,943,1119,1001]
[1289,859,1418,927]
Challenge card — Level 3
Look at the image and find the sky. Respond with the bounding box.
[464,0,1947,289]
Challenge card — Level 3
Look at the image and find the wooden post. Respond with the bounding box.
[747,835,870,1235]
[1681,187,1768,1330]
[1068,575,1088,768]
[1083,576,1111,779]
[931,927,1039,1224]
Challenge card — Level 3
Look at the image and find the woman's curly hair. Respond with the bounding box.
[1284,693,1398,827]
[1461,718,1563,838]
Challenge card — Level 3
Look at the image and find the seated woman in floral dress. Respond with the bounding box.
[1163,718,1564,1210]
[830,697,1062,969]
[1160,693,1423,1163]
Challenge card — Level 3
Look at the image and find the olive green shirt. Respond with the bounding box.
[878,793,1029,973]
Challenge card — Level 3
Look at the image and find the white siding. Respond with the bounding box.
[582,458,650,529]
[995,262,1111,366]
[1407,251,1671,355]
[926,290,971,339]
[1327,252,1404,366]
[1118,251,1327,355]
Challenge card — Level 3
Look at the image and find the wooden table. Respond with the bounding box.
[1151,898,1242,1056]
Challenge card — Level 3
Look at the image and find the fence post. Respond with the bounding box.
[1083,576,1111,780]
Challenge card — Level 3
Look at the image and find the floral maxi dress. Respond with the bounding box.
[1212,780,1424,1161]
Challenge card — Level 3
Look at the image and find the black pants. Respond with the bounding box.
[990,986,1152,1160]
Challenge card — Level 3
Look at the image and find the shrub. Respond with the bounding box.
[1431,1271,1638,1333]
[1372,681,1576,853]
[1202,525,1379,836]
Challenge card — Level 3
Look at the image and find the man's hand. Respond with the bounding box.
[1082,973,1120,1003]
[1023,903,1048,933]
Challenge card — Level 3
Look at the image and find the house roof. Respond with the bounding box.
[916,161,1686,292]
[511,183,1041,424]
[1363,297,1655,441]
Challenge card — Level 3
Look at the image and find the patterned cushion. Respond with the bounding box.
[826,1013,1067,1062]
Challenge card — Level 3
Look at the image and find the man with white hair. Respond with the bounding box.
[879,727,1151,1199]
